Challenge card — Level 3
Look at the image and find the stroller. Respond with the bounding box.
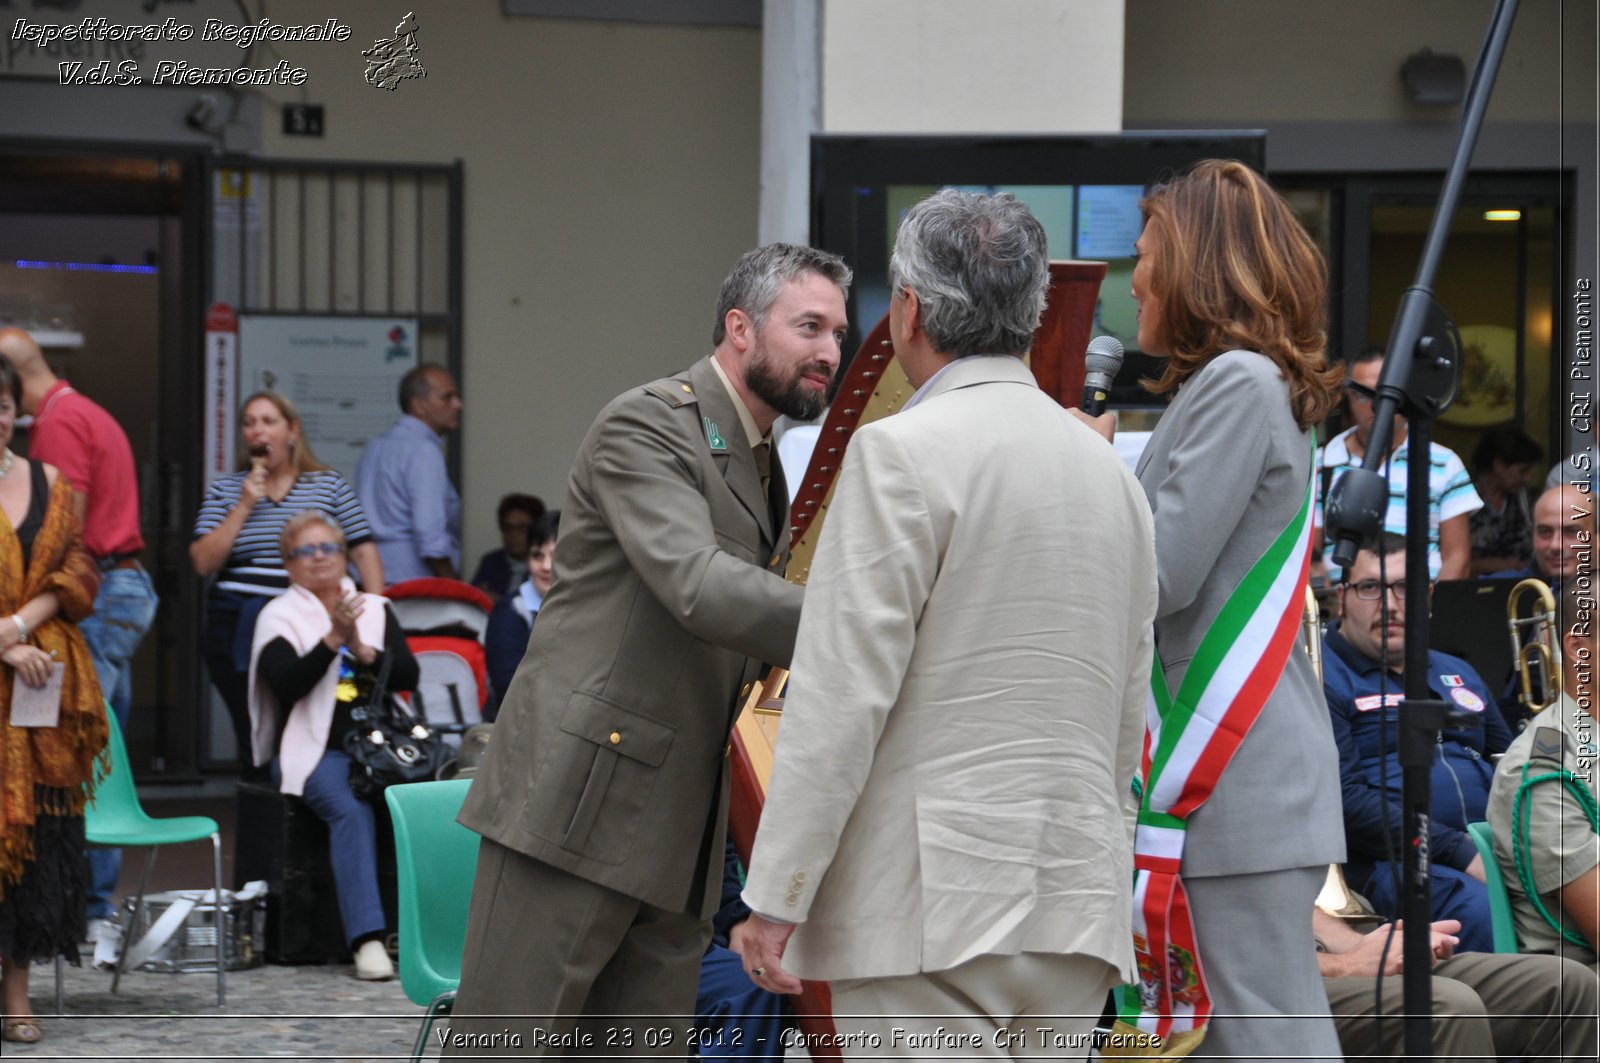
[383,578,492,752]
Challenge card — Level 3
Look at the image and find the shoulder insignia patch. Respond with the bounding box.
[1449,686,1485,712]
[1530,725,1565,761]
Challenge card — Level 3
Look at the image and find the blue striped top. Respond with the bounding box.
[1315,427,1482,581]
[192,470,374,596]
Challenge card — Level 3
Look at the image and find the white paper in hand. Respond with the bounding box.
[11,661,64,727]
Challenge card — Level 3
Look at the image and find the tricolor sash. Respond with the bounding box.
[1105,443,1316,1058]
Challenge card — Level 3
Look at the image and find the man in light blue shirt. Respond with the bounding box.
[356,364,463,583]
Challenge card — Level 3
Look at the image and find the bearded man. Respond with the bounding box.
[443,244,850,1056]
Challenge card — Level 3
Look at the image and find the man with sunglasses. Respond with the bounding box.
[1322,533,1514,952]
[1313,347,1481,583]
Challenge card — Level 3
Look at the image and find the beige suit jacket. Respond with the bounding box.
[742,355,1156,982]
[458,356,802,918]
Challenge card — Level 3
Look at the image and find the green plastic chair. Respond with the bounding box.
[1466,820,1520,953]
[75,706,226,1006]
[386,778,479,1061]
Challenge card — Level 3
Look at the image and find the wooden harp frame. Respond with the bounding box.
[727,261,1109,1056]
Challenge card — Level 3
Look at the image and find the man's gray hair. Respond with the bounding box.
[889,189,1049,358]
[712,243,852,346]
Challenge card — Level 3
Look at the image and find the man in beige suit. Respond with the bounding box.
[443,244,850,1056]
[736,191,1158,1055]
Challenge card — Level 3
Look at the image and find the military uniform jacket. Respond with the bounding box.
[1487,692,1600,964]
[457,357,802,918]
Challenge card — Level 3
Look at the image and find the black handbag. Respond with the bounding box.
[343,648,448,798]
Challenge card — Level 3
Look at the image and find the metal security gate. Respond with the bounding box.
[206,156,462,378]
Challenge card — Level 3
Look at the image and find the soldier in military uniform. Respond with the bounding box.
[443,244,851,1056]
[1488,577,1600,969]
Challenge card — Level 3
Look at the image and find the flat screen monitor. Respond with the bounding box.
[811,132,1267,406]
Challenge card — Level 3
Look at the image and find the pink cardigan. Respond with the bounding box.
[247,578,390,796]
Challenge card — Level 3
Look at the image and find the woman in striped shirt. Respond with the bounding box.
[191,392,384,768]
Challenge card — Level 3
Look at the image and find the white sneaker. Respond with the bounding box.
[84,917,117,944]
[353,939,394,981]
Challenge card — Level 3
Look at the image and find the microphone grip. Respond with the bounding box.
[1080,371,1113,416]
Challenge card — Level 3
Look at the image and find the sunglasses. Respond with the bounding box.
[1343,380,1377,406]
[287,541,345,560]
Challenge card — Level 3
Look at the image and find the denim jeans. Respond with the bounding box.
[81,562,159,920]
[271,752,387,946]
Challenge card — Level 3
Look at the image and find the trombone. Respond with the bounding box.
[1508,578,1563,717]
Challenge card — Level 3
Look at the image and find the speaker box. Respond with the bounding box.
[234,781,397,965]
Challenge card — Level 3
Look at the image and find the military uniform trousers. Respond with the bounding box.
[441,838,710,1057]
[1324,950,1598,1063]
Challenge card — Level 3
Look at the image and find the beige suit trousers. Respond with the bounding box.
[827,951,1118,1060]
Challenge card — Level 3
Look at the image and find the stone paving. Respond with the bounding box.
[4,951,438,1063]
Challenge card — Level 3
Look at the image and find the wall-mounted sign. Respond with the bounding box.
[237,315,419,485]
[202,301,238,489]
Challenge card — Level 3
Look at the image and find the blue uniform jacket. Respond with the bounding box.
[1322,624,1513,873]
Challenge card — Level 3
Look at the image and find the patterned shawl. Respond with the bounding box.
[0,472,107,897]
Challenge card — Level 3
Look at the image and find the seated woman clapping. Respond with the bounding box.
[247,510,419,980]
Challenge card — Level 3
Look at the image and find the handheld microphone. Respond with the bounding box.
[1080,336,1124,416]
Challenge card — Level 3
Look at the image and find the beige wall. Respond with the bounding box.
[1125,0,1591,124]
[1125,0,1596,458]
[247,1,761,564]
[822,0,1124,132]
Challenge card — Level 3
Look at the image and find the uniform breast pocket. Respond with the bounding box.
[714,527,761,564]
[527,691,676,864]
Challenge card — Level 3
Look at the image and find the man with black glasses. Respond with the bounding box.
[1312,347,1481,583]
[1322,533,1514,953]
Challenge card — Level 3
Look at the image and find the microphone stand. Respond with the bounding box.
[1324,1,1520,1057]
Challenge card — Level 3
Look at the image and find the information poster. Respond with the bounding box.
[237,315,419,484]
[1075,185,1145,260]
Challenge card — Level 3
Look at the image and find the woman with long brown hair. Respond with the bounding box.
[1123,159,1344,1058]
[191,392,383,769]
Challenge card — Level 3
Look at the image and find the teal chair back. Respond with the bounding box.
[1466,820,1519,953]
[77,706,226,1008]
[86,704,219,847]
[385,779,479,1007]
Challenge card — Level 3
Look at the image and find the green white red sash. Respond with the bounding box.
[1108,445,1315,1056]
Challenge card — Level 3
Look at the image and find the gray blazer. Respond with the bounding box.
[1136,350,1345,877]
[458,356,803,918]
